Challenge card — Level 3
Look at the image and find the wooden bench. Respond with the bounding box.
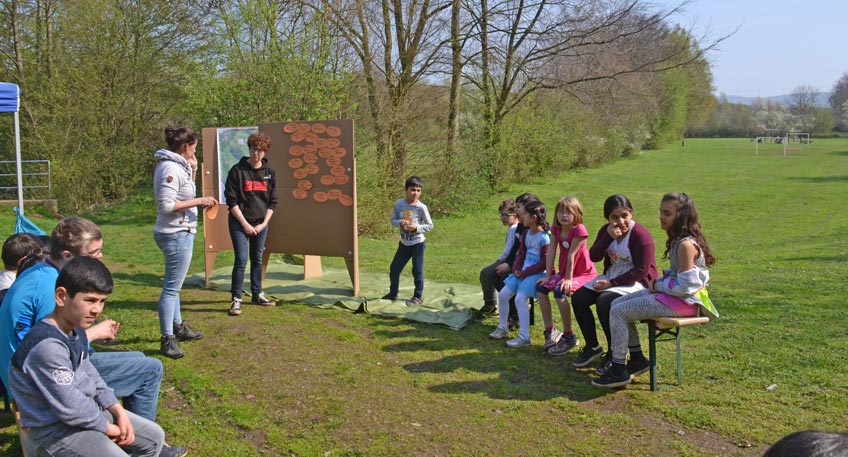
[645,316,710,391]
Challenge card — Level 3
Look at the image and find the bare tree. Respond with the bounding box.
[314,0,452,185]
[789,84,818,131]
[829,72,848,131]
[463,0,727,149]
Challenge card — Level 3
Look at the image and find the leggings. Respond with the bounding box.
[570,287,622,350]
[497,286,531,339]
[608,289,683,362]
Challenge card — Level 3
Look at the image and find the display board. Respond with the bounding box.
[200,120,359,295]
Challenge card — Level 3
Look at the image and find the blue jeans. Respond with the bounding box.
[388,242,425,299]
[153,230,194,336]
[228,214,268,298]
[34,410,164,457]
[92,351,163,422]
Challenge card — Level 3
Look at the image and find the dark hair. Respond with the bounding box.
[50,217,102,260]
[405,176,423,189]
[164,126,197,153]
[2,233,46,270]
[763,430,848,457]
[515,193,539,207]
[603,194,633,219]
[498,199,516,214]
[247,132,271,152]
[56,256,114,297]
[522,200,550,232]
[661,192,715,266]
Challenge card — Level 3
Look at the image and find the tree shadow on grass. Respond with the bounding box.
[374,322,623,402]
[106,298,224,314]
[828,150,848,156]
[788,175,847,183]
[112,272,163,288]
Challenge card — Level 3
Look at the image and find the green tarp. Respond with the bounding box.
[186,258,483,330]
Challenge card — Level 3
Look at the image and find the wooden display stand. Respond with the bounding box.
[200,120,359,295]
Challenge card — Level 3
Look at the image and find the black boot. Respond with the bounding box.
[160,335,184,359]
[174,321,204,342]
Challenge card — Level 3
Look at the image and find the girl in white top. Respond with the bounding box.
[593,192,715,388]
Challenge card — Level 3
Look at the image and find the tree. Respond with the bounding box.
[315,0,452,186]
[464,0,726,155]
[185,0,354,128]
[0,0,209,209]
[828,72,848,131]
[789,84,818,132]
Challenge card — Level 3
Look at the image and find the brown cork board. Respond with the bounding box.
[200,122,359,295]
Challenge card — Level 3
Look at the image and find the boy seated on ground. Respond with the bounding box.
[0,233,46,291]
[9,256,182,457]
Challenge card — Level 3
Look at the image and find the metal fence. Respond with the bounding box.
[0,160,51,201]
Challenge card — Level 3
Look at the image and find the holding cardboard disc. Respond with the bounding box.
[205,201,219,220]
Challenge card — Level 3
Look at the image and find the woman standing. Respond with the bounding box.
[153,126,217,359]
[224,131,278,316]
[570,194,657,373]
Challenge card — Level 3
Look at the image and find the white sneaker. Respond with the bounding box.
[488,326,510,339]
[543,327,563,349]
[506,335,531,348]
[229,297,242,316]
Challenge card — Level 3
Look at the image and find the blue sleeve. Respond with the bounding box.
[14,276,56,346]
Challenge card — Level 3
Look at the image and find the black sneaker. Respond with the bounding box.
[507,313,520,330]
[547,334,578,355]
[160,335,184,359]
[572,345,604,367]
[174,321,204,342]
[591,364,632,389]
[474,304,499,321]
[251,292,276,306]
[626,355,651,378]
[381,293,397,300]
[595,352,614,375]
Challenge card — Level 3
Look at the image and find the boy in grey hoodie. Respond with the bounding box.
[9,257,183,456]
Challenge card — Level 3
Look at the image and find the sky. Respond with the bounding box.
[659,0,848,97]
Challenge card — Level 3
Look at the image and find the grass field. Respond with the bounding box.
[1,138,846,456]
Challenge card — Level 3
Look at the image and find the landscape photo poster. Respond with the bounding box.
[216,126,257,204]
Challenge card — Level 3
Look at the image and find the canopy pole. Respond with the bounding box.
[14,111,23,214]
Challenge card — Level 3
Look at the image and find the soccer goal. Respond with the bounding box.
[786,131,811,144]
[754,136,789,157]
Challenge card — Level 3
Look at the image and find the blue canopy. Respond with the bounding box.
[0,82,19,113]
[1,82,23,213]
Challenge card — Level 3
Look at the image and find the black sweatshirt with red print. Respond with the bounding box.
[224,157,278,223]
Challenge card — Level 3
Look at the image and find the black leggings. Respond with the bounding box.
[570,288,623,350]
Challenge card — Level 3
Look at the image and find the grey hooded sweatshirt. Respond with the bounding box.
[153,148,197,234]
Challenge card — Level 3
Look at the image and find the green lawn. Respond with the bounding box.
[1,138,846,456]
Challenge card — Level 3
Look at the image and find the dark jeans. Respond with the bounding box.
[479,260,507,307]
[389,241,426,299]
[571,287,623,349]
[229,214,269,298]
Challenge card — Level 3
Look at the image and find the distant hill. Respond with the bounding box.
[721,92,830,107]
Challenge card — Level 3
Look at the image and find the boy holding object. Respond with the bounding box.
[383,176,433,306]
